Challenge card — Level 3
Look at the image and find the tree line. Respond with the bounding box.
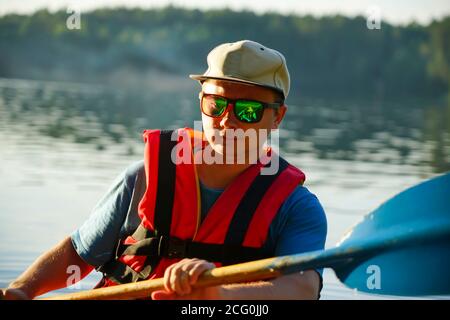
[0,6,448,99]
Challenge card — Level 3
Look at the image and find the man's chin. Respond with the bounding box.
[215,147,254,165]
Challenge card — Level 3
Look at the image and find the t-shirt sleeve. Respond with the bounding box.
[70,161,143,267]
[272,186,328,274]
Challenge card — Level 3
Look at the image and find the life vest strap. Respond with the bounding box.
[153,130,177,237]
[115,235,269,265]
[97,257,154,284]
[224,157,289,245]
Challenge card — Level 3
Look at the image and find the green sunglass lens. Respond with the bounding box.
[205,96,227,116]
[235,101,263,123]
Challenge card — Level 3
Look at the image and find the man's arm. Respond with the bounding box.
[151,258,320,300]
[220,271,320,300]
[2,237,94,299]
[0,161,144,300]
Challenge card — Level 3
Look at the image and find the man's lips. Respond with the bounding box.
[219,135,243,142]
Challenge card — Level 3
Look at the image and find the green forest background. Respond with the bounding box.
[0,6,449,100]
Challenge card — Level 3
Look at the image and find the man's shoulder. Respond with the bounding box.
[285,184,320,204]
[281,184,327,222]
[270,184,327,258]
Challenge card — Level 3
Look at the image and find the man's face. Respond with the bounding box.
[200,79,287,164]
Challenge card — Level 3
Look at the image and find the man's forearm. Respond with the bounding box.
[220,271,320,300]
[8,236,93,299]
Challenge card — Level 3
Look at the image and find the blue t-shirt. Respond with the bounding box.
[71,160,327,274]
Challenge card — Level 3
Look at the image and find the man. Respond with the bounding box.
[2,40,327,300]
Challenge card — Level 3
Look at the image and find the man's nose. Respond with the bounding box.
[219,103,238,128]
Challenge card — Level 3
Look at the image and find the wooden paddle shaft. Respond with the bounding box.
[42,257,282,300]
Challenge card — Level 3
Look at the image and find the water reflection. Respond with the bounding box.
[284,97,449,172]
[0,78,199,156]
[1,78,447,173]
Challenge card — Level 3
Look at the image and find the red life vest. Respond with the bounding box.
[96,128,305,287]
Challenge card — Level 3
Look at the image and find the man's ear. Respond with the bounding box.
[272,104,287,129]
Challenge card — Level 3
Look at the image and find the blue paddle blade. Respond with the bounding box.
[334,172,450,296]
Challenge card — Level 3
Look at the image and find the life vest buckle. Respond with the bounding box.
[158,236,188,259]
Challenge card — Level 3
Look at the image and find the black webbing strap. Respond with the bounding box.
[180,240,267,264]
[98,259,152,284]
[117,237,159,257]
[153,130,177,237]
[114,235,268,265]
[224,157,289,246]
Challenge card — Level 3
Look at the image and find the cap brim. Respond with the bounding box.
[189,74,285,98]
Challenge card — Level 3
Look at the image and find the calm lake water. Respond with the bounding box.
[0,77,448,299]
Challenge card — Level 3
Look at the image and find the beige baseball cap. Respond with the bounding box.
[190,40,290,99]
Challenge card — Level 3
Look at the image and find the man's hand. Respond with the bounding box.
[0,287,30,300]
[150,258,321,300]
[151,258,221,300]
